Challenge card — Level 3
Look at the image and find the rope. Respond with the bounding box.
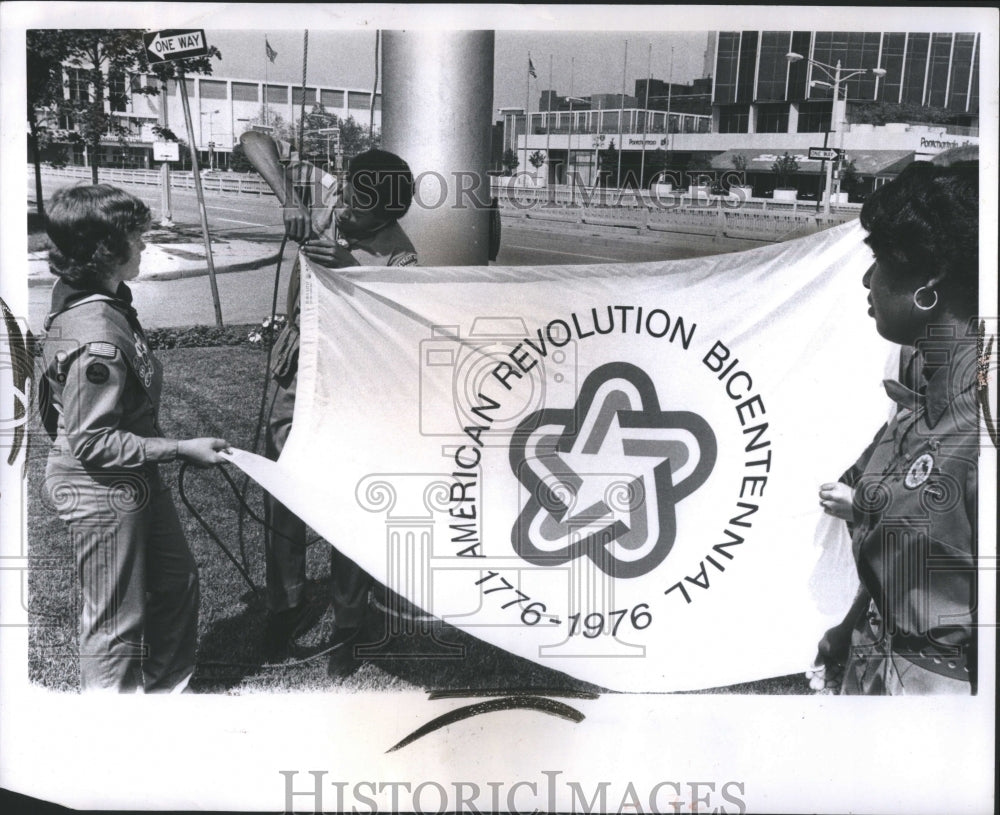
[298,29,309,156]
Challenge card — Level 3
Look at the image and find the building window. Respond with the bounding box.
[201,79,227,100]
[755,103,789,133]
[292,87,318,105]
[265,85,286,104]
[879,33,907,104]
[232,82,258,103]
[321,89,345,108]
[756,32,791,101]
[796,101,831,133]
[901,33,930,104]
[108,69,127,112]
[66,68,90,104]
[736,31,758,103]
[347,91,370,110]
[718,104,750,133]
[715,32,741,105]
[925,33,953,108]
[948,33,977,112]
[787,31,811,99]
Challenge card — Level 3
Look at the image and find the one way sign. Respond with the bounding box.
[143,29,209,63]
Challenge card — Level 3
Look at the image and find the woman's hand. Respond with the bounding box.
[301,238,357,269]
[178,438,231,467]
[819,482,855,521]
[808,619,853,692]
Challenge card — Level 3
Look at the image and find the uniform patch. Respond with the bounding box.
[390,252,418,267]
[86,362,110,385]
[87,341,118,359]
[904,453,934,488]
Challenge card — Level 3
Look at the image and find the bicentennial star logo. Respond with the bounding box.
[509,362,717,578]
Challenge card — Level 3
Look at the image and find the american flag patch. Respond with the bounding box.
[87,341,119,359]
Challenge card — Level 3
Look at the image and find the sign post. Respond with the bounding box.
[144,29,223,327]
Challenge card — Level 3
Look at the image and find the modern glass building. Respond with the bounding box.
[713,31,980,134]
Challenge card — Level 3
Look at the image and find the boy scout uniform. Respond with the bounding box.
[264,222,417,627]
[42,281,199,692]
[839,336,979,695]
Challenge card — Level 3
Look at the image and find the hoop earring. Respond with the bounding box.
[913,286,938,311]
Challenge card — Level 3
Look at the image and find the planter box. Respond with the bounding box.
[651,182,673,195]
[772,188,798,201]
[728,185,754,201]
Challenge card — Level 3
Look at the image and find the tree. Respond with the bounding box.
[771,152,799,190]
[501,148,519,176]
[241,105,379,167]
[528,150,546,169]
[48,29,220,184]
[851,101,969,127]
[26,30,73,217]
[599,139,619,187]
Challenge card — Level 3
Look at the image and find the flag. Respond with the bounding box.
[265,38,277,64]
[528,56,537,79]
[228,221,898,692]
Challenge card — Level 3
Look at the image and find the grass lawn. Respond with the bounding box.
[26,342,811,696]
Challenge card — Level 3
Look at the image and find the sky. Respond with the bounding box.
[204,28,713,113]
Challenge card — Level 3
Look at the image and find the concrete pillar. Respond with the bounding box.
[382,31,495,265]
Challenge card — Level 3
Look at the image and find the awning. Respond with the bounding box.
[711,148,915,176]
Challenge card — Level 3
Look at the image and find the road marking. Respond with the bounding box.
[503,244,624,263]
[214,217,267,226]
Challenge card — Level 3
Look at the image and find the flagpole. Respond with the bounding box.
[264,35,269,126]
[545,54,552,187]
[640,42,652,188]
[617,39,627,189]
[568,56,575,205]
[523,52,531,184]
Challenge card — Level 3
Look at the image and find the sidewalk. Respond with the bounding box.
[28,224,280,288]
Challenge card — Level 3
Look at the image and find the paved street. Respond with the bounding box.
[26,172,742,331]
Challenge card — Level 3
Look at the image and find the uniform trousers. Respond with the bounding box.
[45,451,199,692]
[263,373,372,627]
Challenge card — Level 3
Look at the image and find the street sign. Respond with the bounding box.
[808,147,843,161]
[152,141,180,162]
[143,29,209,63]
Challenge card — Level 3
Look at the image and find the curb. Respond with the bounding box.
[27,248,284,288]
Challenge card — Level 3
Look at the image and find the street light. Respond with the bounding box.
[201,108,220,170]
[786,52,886,215]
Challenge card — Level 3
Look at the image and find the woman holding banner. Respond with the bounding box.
[40,185,230,692]
[815,157,981,695]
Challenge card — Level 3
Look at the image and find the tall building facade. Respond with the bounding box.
[40,67,382,171]
[713,30,980,134]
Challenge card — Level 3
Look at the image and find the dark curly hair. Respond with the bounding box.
[860,161,978,314]
[347,149,414,220]
[45,184,151,286]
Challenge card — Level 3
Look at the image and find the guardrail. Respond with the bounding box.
[36,165,273,196]
[494,183,859,242]
[34,165,855,243]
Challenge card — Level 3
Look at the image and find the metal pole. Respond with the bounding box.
[617,40,627,189]
[158,77,173,227]
[834,77,848,202]
[640,42,651,188]
[382,31,494,265]
[178,69,224,326]
[822,59,841,216]
[545,54,552,186]
[568,57,575,206]
[524,52,531,184]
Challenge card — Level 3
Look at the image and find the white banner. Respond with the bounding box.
[228,220,897,692]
